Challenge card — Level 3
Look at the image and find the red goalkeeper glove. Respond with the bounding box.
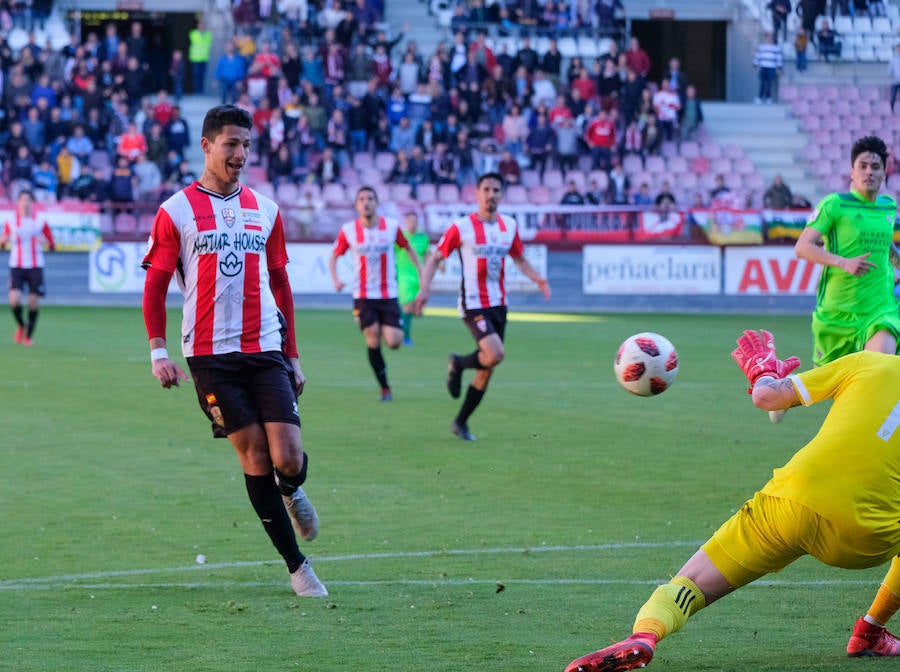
[731,328,801,393]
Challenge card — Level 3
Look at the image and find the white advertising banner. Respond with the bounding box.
[90,242,150,293]
[284,243,547,294]
[724,246,821,295]
[582,245,721,294]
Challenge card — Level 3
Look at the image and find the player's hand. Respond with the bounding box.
[840,252,876,277]
[333,280,345,292]
[537,278,551,300]
[731,329,800,393]
[413,292,428,315]
[152,358,190,389]
[288,357,306,397]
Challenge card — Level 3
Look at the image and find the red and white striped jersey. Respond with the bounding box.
[332,216,410,299]
[3,215,54,269]
[142,182,290,358]
[437,212,524,312]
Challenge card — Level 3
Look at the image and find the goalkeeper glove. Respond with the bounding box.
[731,328,801,393]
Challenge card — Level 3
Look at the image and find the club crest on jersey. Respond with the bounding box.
[222,208,237,228]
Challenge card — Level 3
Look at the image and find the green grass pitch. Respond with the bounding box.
[0,306,886,671]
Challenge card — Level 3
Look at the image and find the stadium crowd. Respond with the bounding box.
[0,0,877,235]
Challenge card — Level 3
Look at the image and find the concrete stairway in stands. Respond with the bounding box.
[701,101,823,203]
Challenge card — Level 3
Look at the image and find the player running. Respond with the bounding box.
[396,211,431,346]
[414,172,551,441]
[329,186,421,401]
[565,330,900,671]
[1,190,55,346]
[141,105,326,597]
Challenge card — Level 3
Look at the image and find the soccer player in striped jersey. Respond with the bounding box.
[141,105,327,597]
[0,190,55,346]
[329,186,421,401]
[566,330,900,671]
[414,172,551,441]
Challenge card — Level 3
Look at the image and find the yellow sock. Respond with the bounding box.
[633,576,707,641]
[868,557,900,625]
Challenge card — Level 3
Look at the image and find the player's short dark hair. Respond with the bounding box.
[356,185,379,201]
[17,189,34,200]
[476,172,505,189]
[851,135,888,167]
[202,105,252,141]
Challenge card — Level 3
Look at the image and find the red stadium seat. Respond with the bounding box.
[113,212,137,233]
[542,169,564,188]
[520,170,541,187]
[416,184,437,202]
[390,183,412,201]
[353,153,374,170]
[506,185,528,203]
[438,183,460,203]
[530,185,550,204]
[622,154,644,174]
[679,141,700,159]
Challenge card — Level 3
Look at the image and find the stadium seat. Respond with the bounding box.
[542,169,564,188]
[558,37,578,58]
[832,99,852,116]
[567,171,586,189]
[375,152,395,173]
[322,183,346,204]
[801,143,822,161]
[843,114,862,131]
[679,141,700,159]
[88,150,111,171]
[520,170,541,187]
[802,114,822,131]
[530,184,550,204]
[138,214,155,233]
[389,183,412,201]
[577,36,600,58]
[645,155,666,174]
[587,171,609,191]
[700,143,722,159]
[689,156,710,174]
[622,154,644,174]
[779,84,798,102]
[354,153,374,170]
[660,141,679,158]
[360,168,382,185]
[438,183,460,202]
[506,185,528,204]
[276,182,299,203]
[461,183,477,201]
[99,213,114,234]
[710,157,732,175]
[834,16,854,34]
[854,16,873,33]
[254,181,275,199]
[113,212,138,233]
[676,172,699,191]
[416,183,437,202]
[722,143,743,160]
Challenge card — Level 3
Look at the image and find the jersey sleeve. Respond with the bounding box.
[41,223,56,249]
[395,227,410,248]
[791,352,861,406]
[806,193,838,236]
[141,207,181,273]
[333,228,349,256]
[265,210,289,270]
[509,228,524,258]
[437,223,461,258]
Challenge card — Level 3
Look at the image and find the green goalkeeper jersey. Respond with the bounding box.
[808,190,898,315]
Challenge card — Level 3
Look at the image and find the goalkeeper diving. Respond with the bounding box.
[564,329,900,672]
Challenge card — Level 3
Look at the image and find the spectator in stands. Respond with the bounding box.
[768,0,792,43]
[300,46,325,90]
[371,44,393,91]
[168,49,186,102]
[32,159,58,201]
[390,116,416,154]
[633,182,654,206]
[625,37,651,78]
[188,18,212,94]
[431,142,457,185]
[117,122,147,160]
[531,69,557,110]
[764,175,793,208]
[22,106,45,159]
[606,157,630,205]
[561,180,585,205]
[619,118,644,164]
[619,68,645,125]
[555,116,580,177]
[268,143,296,186]
[132,152,162,201]
[214,42,246,105]
[109,155,137,203]
[869,0,886,16]
[314,146,341,185]
[326,109,350,168]
[526,113,556,179]
[571,66,598,107]
[541,38,563,85]
[498,149,522,185]
[291,113,318,168]
[371,116,392,154]
[501,104,528,156]
[681,85,704,140]
[65,125,93,165]
[794,28,809,72]
[817,20,842,62]
[55,146,80,199]
[597,0,624,36]
[408,145,431,196]
[656,181,677,207]
[753,33,783,104]
[585,108,616,170]
[516,36,540,74]
[710,174,732,202]
[653,78,681,141]
[72,165,98,202]
[387,148,413,183]
[798,0,821,43]
[415,118,439,155]
[452,130,478,188]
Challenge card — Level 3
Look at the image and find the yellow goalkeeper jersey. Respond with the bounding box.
[762,351,900,547]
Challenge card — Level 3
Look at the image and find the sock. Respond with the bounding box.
[274,453,309,496]
[244,473,305,573]
[402,312,413,341]
[26,309,38,337]
[368,346,389,389]
[457,384,485,424]
[633,576,707,642]
[11,304,24,327]
[868,584,900,626]
[459,350,484,370]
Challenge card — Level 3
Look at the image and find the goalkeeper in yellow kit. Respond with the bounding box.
[565,330,900,672]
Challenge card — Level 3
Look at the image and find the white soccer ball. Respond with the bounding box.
[614,332,679,396]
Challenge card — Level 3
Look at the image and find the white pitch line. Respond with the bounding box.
[0,541,883,591]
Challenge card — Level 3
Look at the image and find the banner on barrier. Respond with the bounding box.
[582,245,720,294]
[0,203,101,252]
[724,246,821,295]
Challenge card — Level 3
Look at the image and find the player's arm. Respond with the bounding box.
[414,247,444,313]
[0,223,9,249]
[269,264,304,397]
[41,223,56,251]
[732,328,801,403]
[794,225,875,277]
[395,227,423,282]
[329,231,347,292]
[751,376,803,411]
[511,254,551,300]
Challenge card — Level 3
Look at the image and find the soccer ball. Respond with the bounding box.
[614,332,679,396]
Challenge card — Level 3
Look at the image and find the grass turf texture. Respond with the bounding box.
[0,306,886,671]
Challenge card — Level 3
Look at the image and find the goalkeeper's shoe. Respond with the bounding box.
[282,486,319,541]
[847,617,900,657]
[565,632,657,672]
[14,326,24,344]
[290,560,328,597]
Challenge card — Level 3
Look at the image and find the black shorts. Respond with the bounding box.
[187,351,301,439]
[353,298,402,331]
[463,306,508,343]
[9,267,46,296]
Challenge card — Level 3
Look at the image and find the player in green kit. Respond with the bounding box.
[794,135,900,657]
[396,212,431,346]
[795,135,900,368]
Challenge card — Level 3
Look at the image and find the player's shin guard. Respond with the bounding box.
[367,346,389,389]
[245,472,304,573]
[633,576,707,641]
